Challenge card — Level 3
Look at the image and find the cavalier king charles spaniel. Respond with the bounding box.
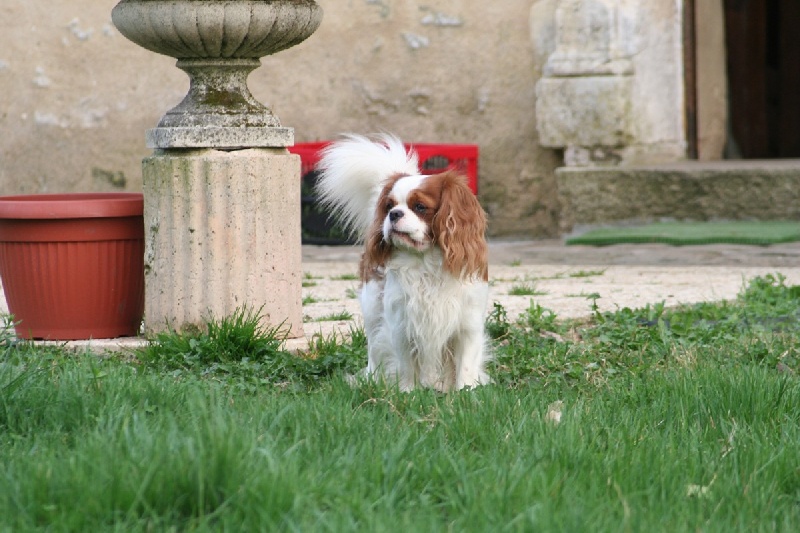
[315,134,490,391]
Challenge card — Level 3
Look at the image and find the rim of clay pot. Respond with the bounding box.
[0,193,144,219]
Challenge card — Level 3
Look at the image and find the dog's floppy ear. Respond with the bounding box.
[359,177,397,281]
[432,172,488,281]
[360,221,392,281]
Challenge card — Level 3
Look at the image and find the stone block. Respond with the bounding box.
[146,126,294,149]
[557,161,800,232]
[142,148,303,338]
[535,76,633,148]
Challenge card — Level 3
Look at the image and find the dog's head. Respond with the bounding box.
[361,171,488,281]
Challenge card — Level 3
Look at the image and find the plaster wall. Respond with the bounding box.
[0,0,561,237]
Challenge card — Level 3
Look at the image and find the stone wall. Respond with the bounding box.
[1,1,712,237]
[533,0,691,166]
[0,0,564,237]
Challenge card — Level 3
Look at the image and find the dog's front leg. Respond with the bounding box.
[387,327,416,391]
[453,329,489,390]
[452,283,490,390]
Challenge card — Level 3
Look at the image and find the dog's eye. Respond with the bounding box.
[385,200,395,211]
[412,202,427,214]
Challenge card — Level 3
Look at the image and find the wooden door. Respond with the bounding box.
[724,0,800,158]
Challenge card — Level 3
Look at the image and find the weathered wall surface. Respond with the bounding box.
[0,0,562,237]
[0,1,184,194]
[533,0,690,166]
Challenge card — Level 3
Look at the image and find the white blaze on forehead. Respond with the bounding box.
[389,174,428,205]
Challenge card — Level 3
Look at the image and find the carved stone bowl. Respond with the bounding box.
[111,0,323,148]
[111,0,322,60]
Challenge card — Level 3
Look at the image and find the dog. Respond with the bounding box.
[315,134,490,391]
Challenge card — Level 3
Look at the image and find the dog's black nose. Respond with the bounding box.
[389,209,404,223]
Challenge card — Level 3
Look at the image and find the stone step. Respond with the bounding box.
[556,160,800,232]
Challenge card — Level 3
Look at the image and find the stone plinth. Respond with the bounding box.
[142,148,303,338]
[146,126,294,150]
[536,76,633,148]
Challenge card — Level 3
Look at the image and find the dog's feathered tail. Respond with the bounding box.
[315,134,419,242]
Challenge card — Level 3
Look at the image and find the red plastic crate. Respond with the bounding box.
[289,141,479,194]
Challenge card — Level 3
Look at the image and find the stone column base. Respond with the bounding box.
[142,148,303,338]
[535,76,633,148]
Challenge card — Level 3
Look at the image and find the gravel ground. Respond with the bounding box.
[300,240,800,340]
[4,240,800,350]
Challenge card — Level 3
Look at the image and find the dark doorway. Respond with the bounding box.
[724,0,800,158]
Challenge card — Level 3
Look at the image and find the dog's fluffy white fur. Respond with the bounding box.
[316,134,490,391]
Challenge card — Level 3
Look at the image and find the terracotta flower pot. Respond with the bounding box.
[0,193,145,340]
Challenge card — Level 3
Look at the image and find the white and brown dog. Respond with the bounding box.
[315,134,490,391]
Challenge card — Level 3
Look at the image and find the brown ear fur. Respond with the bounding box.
[359,221,392,282]
[358,175,402,282]
[431,172,488,281]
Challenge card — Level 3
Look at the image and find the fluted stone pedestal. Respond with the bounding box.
[111,0,322,340]
[142,148,303,338]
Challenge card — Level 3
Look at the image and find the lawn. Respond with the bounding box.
[1,274,799,531]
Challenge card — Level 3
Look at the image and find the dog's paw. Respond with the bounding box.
[455,370,491,390]
[344,367,372,387]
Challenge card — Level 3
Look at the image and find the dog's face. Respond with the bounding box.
[381,174,436,252]
[362,171,488,281]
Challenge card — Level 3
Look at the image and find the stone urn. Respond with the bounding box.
[111,0,323,149]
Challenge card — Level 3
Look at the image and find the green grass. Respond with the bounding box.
[331,273,359,281]
[569,268,606,278]
[1,274,799,531]
[508,282,547,296]
[567,221,800,246]
[308,310,355,323]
